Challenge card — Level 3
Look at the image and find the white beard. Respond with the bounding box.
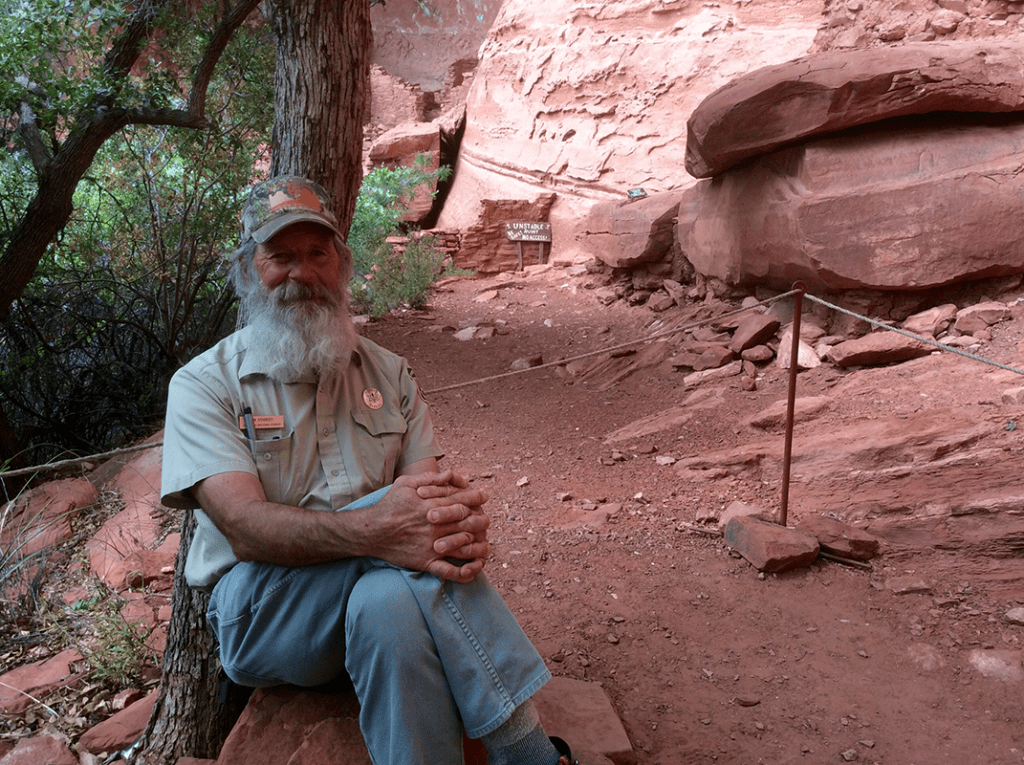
[240,280,359,380]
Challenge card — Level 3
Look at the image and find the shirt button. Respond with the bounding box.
[262,453,271,461]
[322,428,330,436]
[331,469,340,476]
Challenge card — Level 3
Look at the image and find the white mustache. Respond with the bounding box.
[270,280,339,307]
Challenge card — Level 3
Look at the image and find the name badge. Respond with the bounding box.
[238,414,286,430]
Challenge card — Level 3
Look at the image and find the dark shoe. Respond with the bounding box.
[550,736,578,765]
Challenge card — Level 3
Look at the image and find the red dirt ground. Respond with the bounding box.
[363,268,1024,765]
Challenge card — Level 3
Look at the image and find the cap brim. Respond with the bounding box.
[252,211,340,244]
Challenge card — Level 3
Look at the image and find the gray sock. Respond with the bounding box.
[481,700,561,765]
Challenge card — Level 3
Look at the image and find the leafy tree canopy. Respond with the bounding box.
[0,0,271,467]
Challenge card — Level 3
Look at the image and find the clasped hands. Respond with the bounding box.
[377,469,490,583]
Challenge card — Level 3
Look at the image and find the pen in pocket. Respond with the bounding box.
[241,403,258,461]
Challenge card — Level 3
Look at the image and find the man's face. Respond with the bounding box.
[253,221,341,299]
[240,220,357,378]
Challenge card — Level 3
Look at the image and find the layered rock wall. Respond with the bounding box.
[372,0,1024,291]
[370,0,501,92]
[437,0,823,257]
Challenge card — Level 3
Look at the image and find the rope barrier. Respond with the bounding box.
[4,286,1020,482]
[421,289,801,395]
[804,293,1024,377]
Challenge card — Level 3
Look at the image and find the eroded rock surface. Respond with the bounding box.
[685,41,1024,178]
[678,116,1024,292]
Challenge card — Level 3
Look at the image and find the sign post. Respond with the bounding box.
[504,221,552,270]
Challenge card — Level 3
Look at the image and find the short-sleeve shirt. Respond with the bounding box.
[160,327,443,591]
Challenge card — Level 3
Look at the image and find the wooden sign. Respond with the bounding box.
[504,221,552,243]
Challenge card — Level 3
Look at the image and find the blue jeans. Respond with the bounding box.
[206,486,551,765]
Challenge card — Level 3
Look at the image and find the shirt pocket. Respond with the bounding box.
[250,431,298,506]
[351,408,408,486]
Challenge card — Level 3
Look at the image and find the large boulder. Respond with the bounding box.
[677,115,1024,291]
[583,192,685,269]
[685,41,1024,178]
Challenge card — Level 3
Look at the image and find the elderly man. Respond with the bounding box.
[160,177,575,765]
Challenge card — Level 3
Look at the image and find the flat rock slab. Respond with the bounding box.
[0,478,96,559]
[729,313,780,353]
[966,649,1024,682]
[213,678,631,765]
[533,676,634,763]
[827,331,933,368]
[214,685,367,765]
[686,41,1024,177]
[0,649,83,715]
[78,689,156,754]
[885,576,933,595]
[723,516,820,573]
[797,515,880,561]
[0,734,77,765]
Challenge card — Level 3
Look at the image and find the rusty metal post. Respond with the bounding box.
[779,282,806,527]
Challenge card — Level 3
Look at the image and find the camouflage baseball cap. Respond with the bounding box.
[240,176,340,244]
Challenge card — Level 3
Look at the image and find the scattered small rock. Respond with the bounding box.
[511,354,544,370]
[885,577,933,595]
[1004,607,1024,626]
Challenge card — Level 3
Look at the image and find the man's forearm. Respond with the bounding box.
[193,470,490,580]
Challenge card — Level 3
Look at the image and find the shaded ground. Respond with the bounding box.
[363,268,1024,765]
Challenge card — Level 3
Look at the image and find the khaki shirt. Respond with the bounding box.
[160,327,443,591]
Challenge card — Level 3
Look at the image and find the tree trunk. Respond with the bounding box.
[135,511,250,764]
[266,0,372,236]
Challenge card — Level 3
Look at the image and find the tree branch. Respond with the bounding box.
[16,101,52,174]
[100,0,174,84]
[187,0,266,119]
[0,0,262,320]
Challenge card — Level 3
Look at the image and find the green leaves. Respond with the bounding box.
[347,156,456,317]
[0,7,273,465]
[0,1,114,123]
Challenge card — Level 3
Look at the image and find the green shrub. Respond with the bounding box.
[347,156,462,317]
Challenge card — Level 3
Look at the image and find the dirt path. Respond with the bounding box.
[364,268,1024,765]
